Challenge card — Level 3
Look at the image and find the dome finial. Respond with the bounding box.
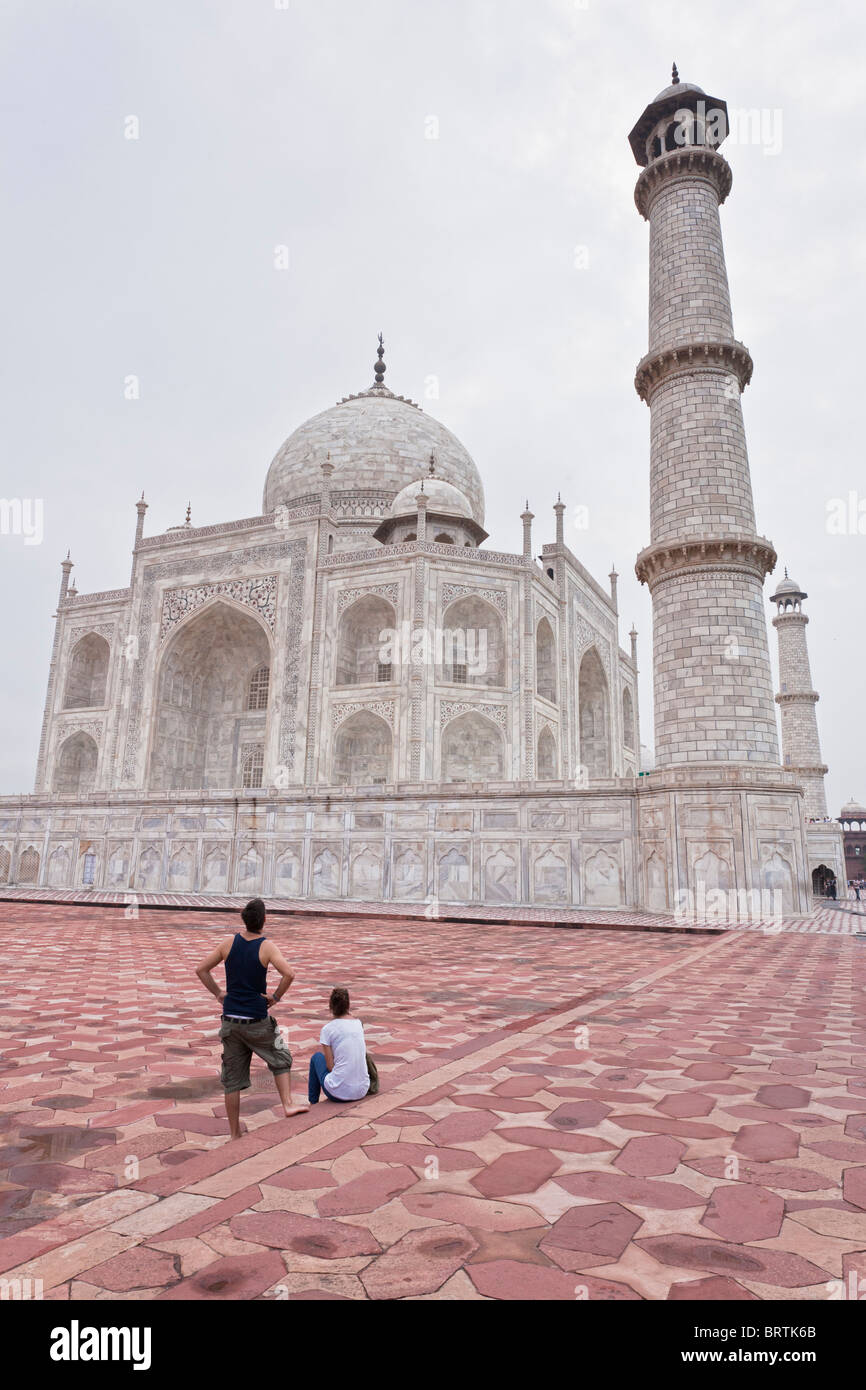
[185,501,192,527]
[429,450,436,476]
[671,61,679,84]
[374,332,386,386]
[784,566,788,578]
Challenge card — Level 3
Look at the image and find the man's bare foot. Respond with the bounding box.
[283,1104,310,1117]
[228,1122,249,1140]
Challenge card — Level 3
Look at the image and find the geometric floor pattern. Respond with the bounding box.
[1,903,864,1300]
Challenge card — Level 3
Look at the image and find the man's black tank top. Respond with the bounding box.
[223,934,268,1019]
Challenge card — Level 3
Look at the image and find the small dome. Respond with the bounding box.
[263,389,484,523]
[389,476,473,520]
[651,79,706,104]
[841,798,866,818]
[772,571,807,602]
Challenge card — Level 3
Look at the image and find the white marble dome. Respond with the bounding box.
[263,389,485,524]
[389,475,473,520]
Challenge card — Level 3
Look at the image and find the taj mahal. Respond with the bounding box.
[0,70,847,913]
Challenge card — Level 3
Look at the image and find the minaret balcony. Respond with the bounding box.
[635,146,732,219]
[634,340,753,403]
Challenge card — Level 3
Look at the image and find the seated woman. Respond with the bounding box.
[308,987,370,1104]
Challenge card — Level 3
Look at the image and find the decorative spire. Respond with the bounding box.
[184,502,192,527]
[784,566,789,579]
[374,332,386,386]
[428,450,436,476]
[671,61,679,85]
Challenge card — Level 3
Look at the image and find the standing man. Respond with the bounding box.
[196,898,308,1137]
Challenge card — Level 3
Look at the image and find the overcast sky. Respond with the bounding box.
[2,0,864,813]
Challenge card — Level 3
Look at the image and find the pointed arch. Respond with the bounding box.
[622,685,635,751]
[241,745,264,788]
[47,844,71,888]
[333,711,393,785]
[63,633,110,709]
[578,647,610,780]
[441,596,505,687]
[148,599,272,792]
[247,664,270,710]
[336,595,397,686]
[17,846,40,884]
[54,732,98,795]
[537,725,557,779]
[536,616,557,703]
[441,711,504,782]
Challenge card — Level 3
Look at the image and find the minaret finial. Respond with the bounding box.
[374,332,386,386]
[671,61,679,84]
[185,501,191,526]
[784,566,788,579]
[429,450,436,476]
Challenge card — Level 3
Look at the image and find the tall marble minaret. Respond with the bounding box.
[629,68,780,769]
[770,573,829,818]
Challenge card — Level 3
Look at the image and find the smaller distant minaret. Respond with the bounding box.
[770,572,829,818]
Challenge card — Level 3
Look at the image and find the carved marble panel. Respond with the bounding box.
[337,583,399,616]
[136,843,163,891]
[236,842,264,894]
[167,844,196,892]
[312,844,341,898]
[106,841,133,889]
[392,842,426,900]
[690,843,734,894]
[583,846,624,907]
[436,842,471,902]
[761,844,796,914]
[532,844,570,904]
[643,846,669,912]
[47,842,72,888]
[202,843,230,892]
[482,843,519,903]
[274,843,302,897]
[441,584,507,614]
[349,844,383,899]
[160,575,278,639]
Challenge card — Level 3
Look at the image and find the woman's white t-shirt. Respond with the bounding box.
[320,1017,369,1101]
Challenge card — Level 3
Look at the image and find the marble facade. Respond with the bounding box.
[0,72,827,915]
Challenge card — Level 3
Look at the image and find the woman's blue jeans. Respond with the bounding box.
[308,1050,352,1103]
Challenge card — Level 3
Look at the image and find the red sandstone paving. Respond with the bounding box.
[0,901,864,1300]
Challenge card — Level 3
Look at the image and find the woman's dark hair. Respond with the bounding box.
[330,986,350,1017]
[241,898,266,933]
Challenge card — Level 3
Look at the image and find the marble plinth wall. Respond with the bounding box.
[804,821,847,893]
[0,769,813,913]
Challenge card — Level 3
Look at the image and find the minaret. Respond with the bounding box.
[630,68,779,768]
[33,554,74,792]
[770,572,829,818]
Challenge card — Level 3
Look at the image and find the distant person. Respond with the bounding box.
[196,898,308,1138]
[828,879,837,901]
[308,987,370,1104]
